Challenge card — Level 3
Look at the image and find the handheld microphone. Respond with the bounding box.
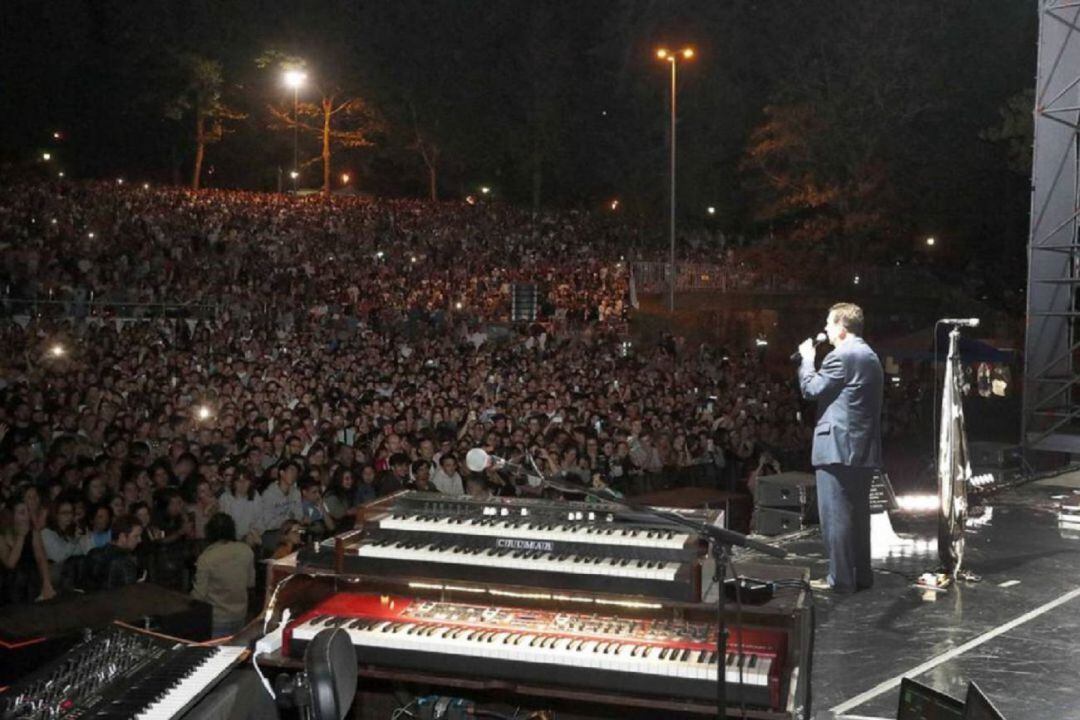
[938,318,980,327]
[466,447,543,487]
[790,333,827,361]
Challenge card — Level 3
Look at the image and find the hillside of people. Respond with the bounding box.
[0,181,914,608]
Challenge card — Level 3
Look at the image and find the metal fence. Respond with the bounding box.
[0,297,220,321]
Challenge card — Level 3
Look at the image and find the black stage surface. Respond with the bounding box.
[736,479,1080,720]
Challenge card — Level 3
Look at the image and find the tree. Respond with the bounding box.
[981,88,1035,176]
[165,55,245,190]
[258,53,380,195]
[267,93,379,195]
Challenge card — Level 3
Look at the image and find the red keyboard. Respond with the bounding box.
[285,593,786,708]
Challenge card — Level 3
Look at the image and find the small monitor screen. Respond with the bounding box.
[897,677,965,720]
[964,682,1006,720]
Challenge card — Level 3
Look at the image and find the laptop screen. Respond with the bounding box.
[897,677,965,720]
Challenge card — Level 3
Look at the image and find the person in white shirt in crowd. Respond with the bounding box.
[431,453,465,495]
[217,466,261,547]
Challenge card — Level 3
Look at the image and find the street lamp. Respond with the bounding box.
[656,46,695,312]
[282,69,307,184]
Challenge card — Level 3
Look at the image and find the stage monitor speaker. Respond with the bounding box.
[754,472,816,509]
[753,507,809,536]
[511,283,538,321]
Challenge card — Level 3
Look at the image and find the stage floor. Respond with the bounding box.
[736,480,1080,720]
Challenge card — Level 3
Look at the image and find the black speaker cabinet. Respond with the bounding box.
[754,472,816,509]
[753,507,809,536]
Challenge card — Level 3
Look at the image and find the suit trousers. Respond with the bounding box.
[815,464,873,592]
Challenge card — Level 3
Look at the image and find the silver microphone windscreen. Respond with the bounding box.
[465,447,489,473]
[814,332,827,344]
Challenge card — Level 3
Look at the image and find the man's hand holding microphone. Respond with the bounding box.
[792,332,827,363]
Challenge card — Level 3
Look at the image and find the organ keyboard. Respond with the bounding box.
[0,625,244,720]
[299,491,718,601]
[284,593,785,709]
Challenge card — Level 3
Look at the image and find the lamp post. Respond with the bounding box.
[283,69,307,186]
[656,47,694,312]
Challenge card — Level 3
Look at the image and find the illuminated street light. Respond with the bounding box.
[116,178,124,185]
[707,206,716,215]
[57,172,64,178]
[87,231,95,239]
[52,131,62,140]
[926,236,936,247]
[655,45,696,312]
[41,152,51,161]
[480,186,491,195]
[142,183,150,189]
[282,69,308,185]
[283,69,307,90]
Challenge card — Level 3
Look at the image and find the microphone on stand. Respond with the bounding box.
[790,332,827,362]
[938,318,980,327]
[466,448,543,487]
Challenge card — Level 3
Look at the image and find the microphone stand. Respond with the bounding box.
[523,453,785,720]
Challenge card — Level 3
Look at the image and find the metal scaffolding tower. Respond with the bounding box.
[1024,1,1080,453]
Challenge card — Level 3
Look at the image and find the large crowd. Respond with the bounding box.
[0,181,820,631]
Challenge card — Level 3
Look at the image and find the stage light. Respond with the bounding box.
[87,231,95,239]
[196,405,213,421]
[455,302,463,310]
[410,256,417,263]
[289,170,299,180]
[53,131,62,140]
[341,173,350,184]
[50,344,65,358]
[50,218,57,225]
[480,186,491,195]
[375,250,385,259]
[707,206,716,215]
[116,178,124,185]
[58,172,64,178]
[42,152,51,161]
[926,236,936,246]
[143,183,149,189]
[853,275,861,285]
[610,199,620,211]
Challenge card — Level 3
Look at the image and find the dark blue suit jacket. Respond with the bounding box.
[798,335,883,468]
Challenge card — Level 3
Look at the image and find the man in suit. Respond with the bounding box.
[798,303,883,593]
